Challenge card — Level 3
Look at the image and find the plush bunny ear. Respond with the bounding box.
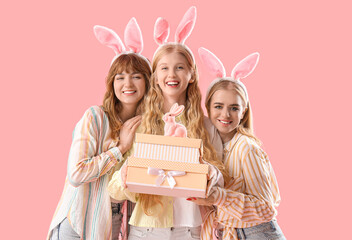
[94,25,126,55]
[169,103,179,113]
[169,103,184,116]
[173,105,185,116]
[231,52,260,80]
[124,18,143,53]
[198,47,226,78]
[175,6,196,44]
[154,17,170,45]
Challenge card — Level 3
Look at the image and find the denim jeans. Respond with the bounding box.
[128,226,201,240]
[111,202,123,239]
[216,220,285,240]
[51,202,123,240]
[52,218,80,240]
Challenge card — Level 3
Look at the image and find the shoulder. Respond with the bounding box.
[82,105,107,120]
[78,105,109,129]
[235,133,265,158]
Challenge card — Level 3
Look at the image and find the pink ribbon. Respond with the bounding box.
[147,167,186,188]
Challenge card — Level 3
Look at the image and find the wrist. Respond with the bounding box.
[117,144,127,155]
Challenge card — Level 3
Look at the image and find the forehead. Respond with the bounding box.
[115,71,141,75]
[211,89,244,105]
[157,52,188,65]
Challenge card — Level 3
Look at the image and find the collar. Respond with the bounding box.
[223,131,242,155]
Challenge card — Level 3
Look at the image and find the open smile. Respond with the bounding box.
[122,90,137,95]
[166,81,179,87]
[218,119,233,126]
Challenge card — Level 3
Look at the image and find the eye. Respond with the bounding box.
[214,105,222,109]
[115,76,124,80]
[231,107,239,111]
[161,66,168,70]
[132,75,142,79]
[176,66,184,70]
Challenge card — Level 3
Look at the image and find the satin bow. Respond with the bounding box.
[147,167,186,188]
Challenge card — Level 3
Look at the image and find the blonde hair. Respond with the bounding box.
[139,44,229,215]
[205,80,261,145]
[102,53,151,141]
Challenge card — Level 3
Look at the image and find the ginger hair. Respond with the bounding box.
[102,53,151,141]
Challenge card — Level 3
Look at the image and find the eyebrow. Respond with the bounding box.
[158,63,186,66]
[115,72,141,76]
[213,102,241,107]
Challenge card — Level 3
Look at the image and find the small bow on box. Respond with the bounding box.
[147,167,186,188]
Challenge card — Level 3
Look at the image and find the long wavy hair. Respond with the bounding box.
[205,80,261,145]
[139,44,229,215]
[102,53,151,141]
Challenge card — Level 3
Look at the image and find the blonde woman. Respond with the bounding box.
[109,8,227,239]
[191,48,285,240]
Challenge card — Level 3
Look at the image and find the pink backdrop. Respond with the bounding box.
[1,0,351,239]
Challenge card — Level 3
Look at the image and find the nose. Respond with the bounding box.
[124,75,134,87]
[168,68,176,78]
[221,108,230,118]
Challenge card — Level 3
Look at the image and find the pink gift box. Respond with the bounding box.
[126,133,209,198]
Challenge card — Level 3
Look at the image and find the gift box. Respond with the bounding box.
[126,133,209,198]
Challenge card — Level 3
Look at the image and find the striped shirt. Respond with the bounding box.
[47,106,123,240]
[202,132,281,240]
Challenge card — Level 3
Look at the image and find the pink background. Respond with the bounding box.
[1,0,351,239]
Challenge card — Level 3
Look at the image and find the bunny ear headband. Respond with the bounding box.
[94,18,150,68]
[198,47,260,103]
[153,6,197,60]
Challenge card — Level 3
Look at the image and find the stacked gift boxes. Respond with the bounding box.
[126,133,209,198]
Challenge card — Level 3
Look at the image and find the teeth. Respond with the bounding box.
[167,81,179,86]
[123,91,136,94]
[219,120,231,124]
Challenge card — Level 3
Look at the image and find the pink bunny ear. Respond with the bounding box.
[169,103,184,116]
[169,103,178,113]
[198,47,226,78]
[93,25,126,55]
[124,18,143,53]
[231,52,260,80]
[173,105,185,116]
[154,17,170,45]
[175,6,196,44]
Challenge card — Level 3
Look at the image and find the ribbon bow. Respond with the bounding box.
[147,167,186,189]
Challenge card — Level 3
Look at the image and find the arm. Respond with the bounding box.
[214,146,280,224]
[67,107,122,187]
[108,163,138,202]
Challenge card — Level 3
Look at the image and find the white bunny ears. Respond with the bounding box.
[153,6,197,59]
[94,18,150,67]
[198,47,260,102]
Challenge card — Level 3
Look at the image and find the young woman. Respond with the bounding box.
[47,19,151,240]
[108,7,226,240]
[193,47,286,240]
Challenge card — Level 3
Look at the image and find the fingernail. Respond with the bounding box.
[186,198,192,201]
[193,198,197,200]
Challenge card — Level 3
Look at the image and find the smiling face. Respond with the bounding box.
[155,51,193,101]
[113,71,146,107]
[209,88,246,143]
